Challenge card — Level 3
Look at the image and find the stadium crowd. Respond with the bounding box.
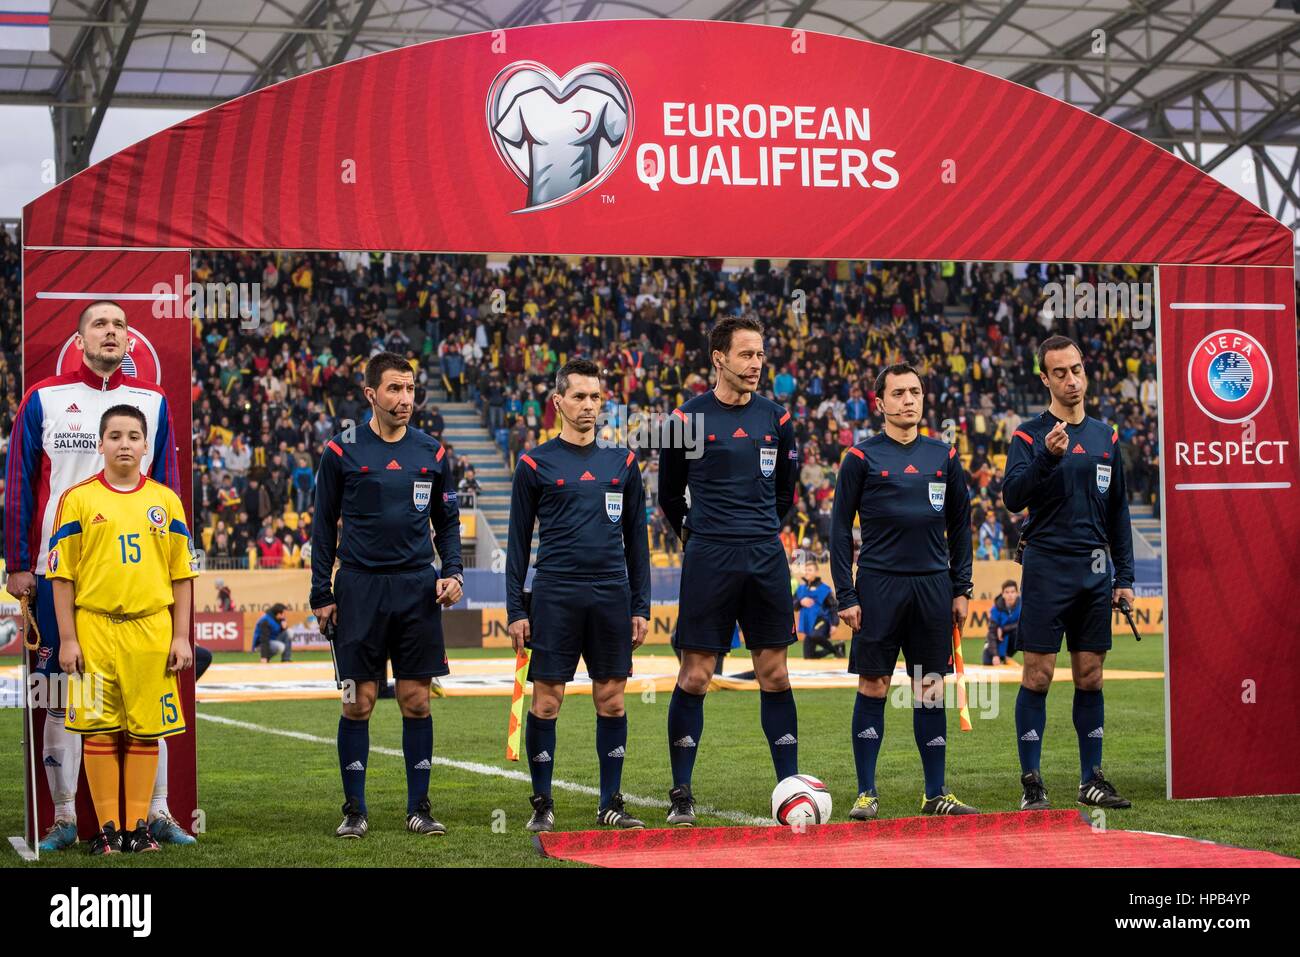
[0,222,1170,573]
[434,255,1165,563]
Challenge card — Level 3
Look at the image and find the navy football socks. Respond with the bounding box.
[667,685,705,788]
[760,688,799,780]
[338,716,370,813]
[851,692,886,794]
[1073,688,1105,783]
[595,714,628,808]
[402,715,433,814]
[525,712,557,796]
[1016,686,1048,773]
[913,700,948,799]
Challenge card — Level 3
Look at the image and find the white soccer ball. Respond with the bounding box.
[772,774,832,825]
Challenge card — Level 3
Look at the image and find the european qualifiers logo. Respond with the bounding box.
[636,102,899,193]
[487,60,633,212]
[1187,329,1273,424]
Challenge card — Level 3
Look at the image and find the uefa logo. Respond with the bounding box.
[486,60,634,213]
[56,326,162,385]
[1186,329,1273,424]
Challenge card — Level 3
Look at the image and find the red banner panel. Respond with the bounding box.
[19,248,196,842]
[194,612,245,652]
[1158,264,1300,798]
[22,21,1289,266]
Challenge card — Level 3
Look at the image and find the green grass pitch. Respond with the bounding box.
[2,635,1298,866]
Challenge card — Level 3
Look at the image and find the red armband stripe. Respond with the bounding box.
[1014,430,1034,446]
[520,454,538,471]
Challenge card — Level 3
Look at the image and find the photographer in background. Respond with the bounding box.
[253,603,292,662]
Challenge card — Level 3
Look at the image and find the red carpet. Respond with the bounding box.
[536,810,1300,868]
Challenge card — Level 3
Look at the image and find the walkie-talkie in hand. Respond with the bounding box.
[321,614,343,688]
[1117,597,1142,642]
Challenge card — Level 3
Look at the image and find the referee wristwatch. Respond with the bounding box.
[957,586,974,599]
[450,572,464,587]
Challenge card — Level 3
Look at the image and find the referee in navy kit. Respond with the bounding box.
[1002,335,1134,813]
[311,352,464,840]
[506,358,651,833]
[657,315,801,827]
[831,362,977,821]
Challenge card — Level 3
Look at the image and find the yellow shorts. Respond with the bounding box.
[65,608,186,740]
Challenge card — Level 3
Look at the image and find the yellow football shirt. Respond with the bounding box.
[46,473,199,617]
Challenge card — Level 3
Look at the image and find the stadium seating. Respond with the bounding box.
[0,227,1169,567]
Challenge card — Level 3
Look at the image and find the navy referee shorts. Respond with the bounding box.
[848,570,954,679]
[674,534,796,653]
[1017,546,1113,655]
[527,573,633,683]
[333,564,449,681]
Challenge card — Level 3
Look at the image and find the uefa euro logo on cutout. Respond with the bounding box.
[1186,329,1273,424]
[486,60,634,213]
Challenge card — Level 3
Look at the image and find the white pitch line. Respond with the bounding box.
[197,711,771,827]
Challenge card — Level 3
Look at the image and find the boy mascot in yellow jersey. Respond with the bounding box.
[47,404,197,854]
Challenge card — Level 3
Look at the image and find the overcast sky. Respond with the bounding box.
[0,105,1289,242]
[1,105,199,220]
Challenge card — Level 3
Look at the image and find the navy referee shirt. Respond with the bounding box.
[310,424,463,608]
[658,390,798,543]
[1001,410,1134,588]
[830,433,973,610]
[505,438,651,624]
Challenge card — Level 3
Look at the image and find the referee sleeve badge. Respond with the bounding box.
[1096,464,1112,493]
[928,482,946,512]
[413,480,432,512]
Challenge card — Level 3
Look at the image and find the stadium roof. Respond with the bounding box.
[2,0,1298,232]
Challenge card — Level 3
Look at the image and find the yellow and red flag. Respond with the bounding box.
[505,647,531,761]
[952,624,973,732]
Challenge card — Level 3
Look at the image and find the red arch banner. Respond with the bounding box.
[22,20,1291,265]
[15,21,1298,844]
